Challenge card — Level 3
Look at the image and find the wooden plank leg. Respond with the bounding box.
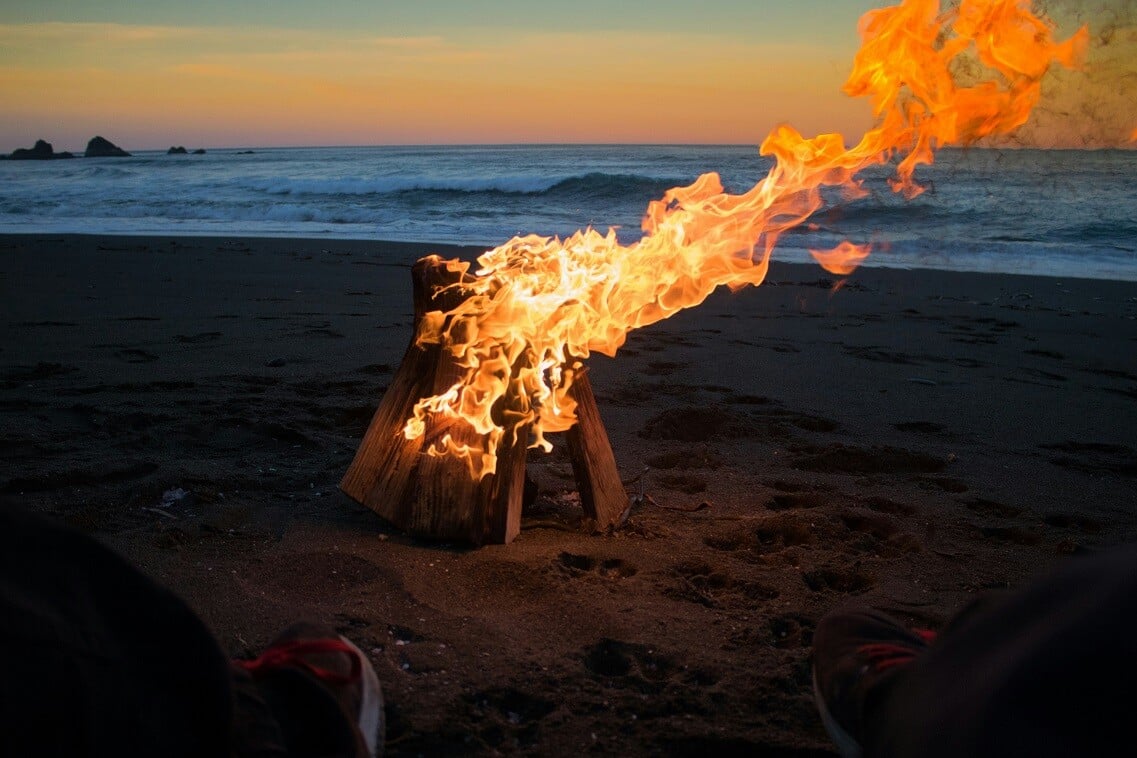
[341,256,474,533]
[565,368,629,531]
[341,255,531,545]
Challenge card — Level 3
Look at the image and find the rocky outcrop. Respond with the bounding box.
[12,139,54,159]
[4,139,74,160]
[192,148,206,154]
[85,136,131,157]
[167,146,188,154]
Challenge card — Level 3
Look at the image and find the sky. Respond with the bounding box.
[0,0,1132,151]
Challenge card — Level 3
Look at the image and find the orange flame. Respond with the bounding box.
[404,0,1087,479]
[810,241,874,276]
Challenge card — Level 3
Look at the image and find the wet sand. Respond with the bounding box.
[2,233,1136,755]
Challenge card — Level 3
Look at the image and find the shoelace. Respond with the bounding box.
[236,638,362,685]
[857,629,937,672]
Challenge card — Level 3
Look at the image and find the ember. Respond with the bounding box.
[399,0,1086,480]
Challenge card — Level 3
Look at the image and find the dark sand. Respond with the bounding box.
[2,233,1136,755]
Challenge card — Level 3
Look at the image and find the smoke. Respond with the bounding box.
[1012,0,1137,147]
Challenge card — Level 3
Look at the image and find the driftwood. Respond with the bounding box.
[341,255,627,544]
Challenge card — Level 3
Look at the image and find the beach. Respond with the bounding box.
[2,232,1136,754]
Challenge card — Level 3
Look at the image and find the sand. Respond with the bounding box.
[2,233,1136,755]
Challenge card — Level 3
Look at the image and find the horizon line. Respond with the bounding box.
[7,140,1136,155]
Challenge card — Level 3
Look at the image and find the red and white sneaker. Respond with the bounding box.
[237,622,384,757]
[811,609,935,758]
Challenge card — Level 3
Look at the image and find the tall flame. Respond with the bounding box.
[404,0,1087,479]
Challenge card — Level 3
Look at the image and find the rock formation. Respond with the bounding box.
[85,136,131,158]
[4,139,74,160]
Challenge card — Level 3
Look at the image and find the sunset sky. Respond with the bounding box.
[1,0,1133,151]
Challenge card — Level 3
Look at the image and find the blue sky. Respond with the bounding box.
[1,1,873,38]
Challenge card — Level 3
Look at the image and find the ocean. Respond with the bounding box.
[1,144,1134,281]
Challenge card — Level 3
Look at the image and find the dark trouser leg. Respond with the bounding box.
[866,546,1137,758]
[0,506,288,757]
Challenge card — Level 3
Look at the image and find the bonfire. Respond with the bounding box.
[343,0,1087,544]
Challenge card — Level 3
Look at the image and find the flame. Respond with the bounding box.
[403,0,1087,479]
[810,241,874,276]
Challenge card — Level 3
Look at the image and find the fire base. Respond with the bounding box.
[340,256,628,545]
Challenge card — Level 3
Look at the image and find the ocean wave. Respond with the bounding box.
[1050,219,1137,245]
[544,173,682,202]
[245,174,558,196]
[242,171,684,200]
[66,164,139,180]
[3,144,1134,281]
[817,200,950,227]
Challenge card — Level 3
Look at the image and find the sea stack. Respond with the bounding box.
[167,146,188,154]
[85,136,131,157]
[4,139,74,160]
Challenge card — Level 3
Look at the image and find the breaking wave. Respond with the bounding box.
[242,171,685,201]
[1,144,1134,279]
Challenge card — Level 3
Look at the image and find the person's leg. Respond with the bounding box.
[0,506,235,756]
[0,507,383,757]
[814,545,1137,758]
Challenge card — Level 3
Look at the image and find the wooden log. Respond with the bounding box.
[340,255,529,544]
[566,368,629,531]
[340,256,469,531]
[406,328,530,545]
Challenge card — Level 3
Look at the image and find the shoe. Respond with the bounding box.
[811,609,934,758]
[237,622,384,757]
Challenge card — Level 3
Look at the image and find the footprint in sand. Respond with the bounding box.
[801,565,876,594]
[555,552,637,579]
[638,406,749,442]
[462,686,555,745]
[581,638,679,692]
[663,560,780,609]
[768,613,816,649]
[703,512,819,563]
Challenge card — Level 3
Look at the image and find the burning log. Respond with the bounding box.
[340,256,627,545]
